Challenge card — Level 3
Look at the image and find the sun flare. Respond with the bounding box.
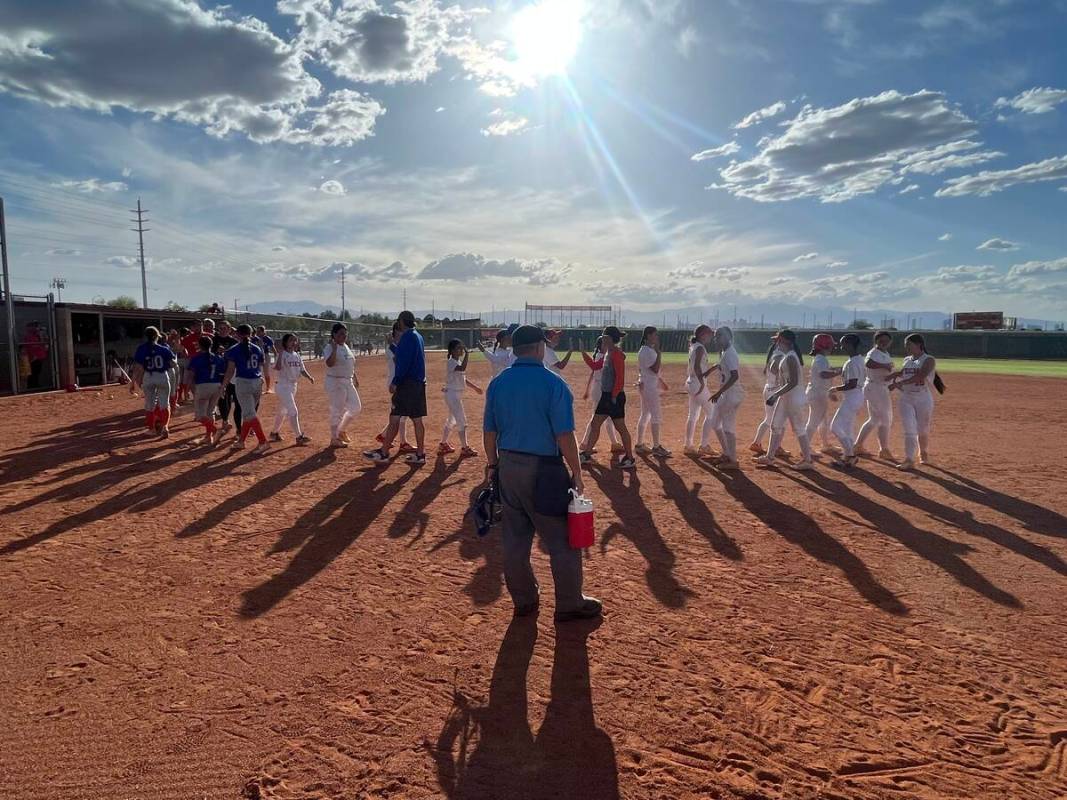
[510,0,585,79]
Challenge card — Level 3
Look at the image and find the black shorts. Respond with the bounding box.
[594,390,626,420]
[391,379,427,419]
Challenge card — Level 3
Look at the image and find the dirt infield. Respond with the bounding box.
[1,356,1066,800]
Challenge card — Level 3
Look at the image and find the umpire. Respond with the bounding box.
[483,325,602,623]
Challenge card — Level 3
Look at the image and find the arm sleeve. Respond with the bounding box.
[549,381,576,436]
[581,351,596,369]
[392,337,411,385]
[611,350,625,396]
[483,383,498,433]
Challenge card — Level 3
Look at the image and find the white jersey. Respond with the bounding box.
[766,352,785,391]
[322,341,355,379]
[716,345,744,400]
[446,356,466,393]
[486,347,514,377]
[808,353,833,393]
[778,350,804,401]
[543,346,560,373]
[864,347,893,391]
[386,344,397,386]
[637,345,658,387]
[276,350,304,384]
[686,342,709,383]
[900,353,933,396]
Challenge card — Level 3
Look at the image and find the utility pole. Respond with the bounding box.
[402,287,407,311]
[1,197,18,394]
[130,198,149,309]
[339,263,346,320]
[50,277,66,301]
[233,298,239,318]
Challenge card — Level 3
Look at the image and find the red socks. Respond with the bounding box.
[239,418,266,444]
[146,409,157,430]
[158,408,171,429]
[201,418,216,435]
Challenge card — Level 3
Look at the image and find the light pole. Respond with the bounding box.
[51,277,66,302]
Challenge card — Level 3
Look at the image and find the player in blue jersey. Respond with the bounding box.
[130,326,175,438]
[184,336,227,446]
[220,324,268,451]
[254,326,276,395]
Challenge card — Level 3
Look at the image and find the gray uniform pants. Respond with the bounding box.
[498,451,583,613]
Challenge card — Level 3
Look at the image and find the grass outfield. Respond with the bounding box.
[467,350,1067,377]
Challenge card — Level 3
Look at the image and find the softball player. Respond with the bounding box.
[707,326,744,469]
[322,322,362,449]
[378,322,413,453]
[478,330,515,377]
[854,330,896,460]
[184,336,226,445]
[804,333,839,456]
[888,333,943,470]
[579,336,623,454]
[750,343,786,457]
[543,330,574,373]
[439,339,484,456]
[756,330,814,470]
[828,333,866,468]
[166,330,183,411]
[220,324,268,451]
[130,326,175,438]
[683,325,716,455]
[635,326,671,457]
[271,333,314,445]
[255,326,276,394]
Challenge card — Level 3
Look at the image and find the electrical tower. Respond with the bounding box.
[130,198,149,309]
[50,277,66,301]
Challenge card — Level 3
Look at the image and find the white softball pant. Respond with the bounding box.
[638,382,663,425]
[142,371,171,412]
[234,376,263,421]
[193,383,222,420]
[754,386,775,444]
[830,392,865,456]
[685,382,712,446]
[771,392,808,435]
[863,384,894,428]
[274,380,300,434]
[443,390,467,431]
[899,390,934,461]
[709,391,743,435]
[326,375,361,435]
[804,386,831,444]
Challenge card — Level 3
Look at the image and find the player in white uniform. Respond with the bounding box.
[322,322,362,449]
[750,345,789,458]
[707,326,745,469]
[478,330,516,377]
[803,333,839,456]
[854,330,896,460]
[579,336,623,453]
[270,333,314,445]
[682,325,715,455]
[542,329,574,374]
[757,329,814,470]
[635,326,670,457]
[378,322,413,453]
[828,333,866,468]
[439,339,484,457]
[888,333,942,470]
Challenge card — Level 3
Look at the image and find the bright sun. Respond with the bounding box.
[510,0,585,79]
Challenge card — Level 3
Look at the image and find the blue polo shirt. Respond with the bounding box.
[483,357,575,456]
[392,328,425,385]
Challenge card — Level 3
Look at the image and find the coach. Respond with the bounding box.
[368,310,428,464]
[483,325,602,623]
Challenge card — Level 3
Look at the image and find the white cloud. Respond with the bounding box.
[45,248,80,256]
[936,155,1067,197]
[676,25,701,59]
[418,252,569,285]
[1007,257,1067,278]
[768,276,792,286]
[481,109,529,137]
[106,255,140,268]
[927,265,998,283]
[793,252,819,262]
[977,238,1020,252]
[826,260,848,269]
[435,106,445,113]
[691,142,741,162]
[54,178,127,193]
[318,179,346,196]
[581,280,694,305]
[711,90,985,203]
[938,233,952,241]
[733,101,787,130]
[995,87,1067,115]
[898,140,1003,175]
[856,271,888,284]
[667,263,748,281]
[899,183,919,195]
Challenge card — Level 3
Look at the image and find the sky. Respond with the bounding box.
[1,0,1066,323]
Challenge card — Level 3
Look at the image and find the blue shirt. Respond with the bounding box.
[188,352,225,384]
[392,328,425,385]
[483,357,575,456]
[225,342,265,379]
[253,334,275,353]
[133,342,175,373]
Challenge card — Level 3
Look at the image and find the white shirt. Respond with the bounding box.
[864,347,893,391]
[718,344,744,399]
[842,354,866,399]
[322,341,355,379]
[686,342,709,384]
[901,353,933,395]
[386,344,397,385]
[446,356,466,393]
[543,346,560,373]
[637,345,658,387]
[778,350,803,399]
[276,350,304,384]
[766,352,785,391]
[486,347,514,377]
[808,353,833,393]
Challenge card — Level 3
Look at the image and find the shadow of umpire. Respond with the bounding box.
[430,617,619,800]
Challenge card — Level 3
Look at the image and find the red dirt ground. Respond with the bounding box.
[1,356,1066,800]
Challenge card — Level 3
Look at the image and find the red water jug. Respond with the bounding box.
[567,490,595,549]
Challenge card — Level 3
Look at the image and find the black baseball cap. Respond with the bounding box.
[603,325,625,342]
[511,325,549,348]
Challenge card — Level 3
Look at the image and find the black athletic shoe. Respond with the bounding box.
[362,448,389,462]
[404,451,427,465]
[554,597,603,623]
[513,600,540,618]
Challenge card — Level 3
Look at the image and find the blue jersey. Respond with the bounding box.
[187,352,225,384]
[133,342,175,373]
[257,335,275,353]
[225,342,265,379]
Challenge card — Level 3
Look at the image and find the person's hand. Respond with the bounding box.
[572,473,585,496]
[484,463,498,481]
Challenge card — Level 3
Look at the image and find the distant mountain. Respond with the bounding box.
[246,300,340,316]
